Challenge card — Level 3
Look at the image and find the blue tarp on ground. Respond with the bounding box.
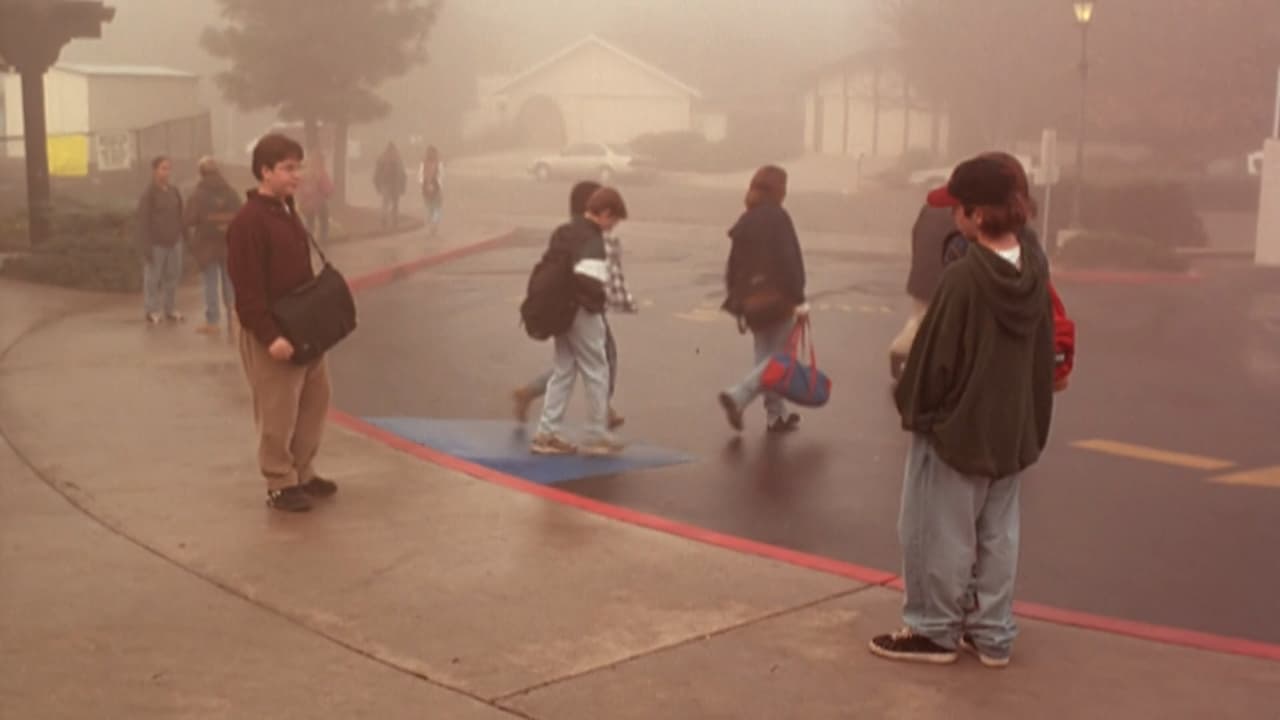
[365,417,693,485]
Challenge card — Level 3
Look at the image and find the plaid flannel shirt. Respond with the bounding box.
[604,234,637,313]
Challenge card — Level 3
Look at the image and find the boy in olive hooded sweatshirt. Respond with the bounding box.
[870,155,1055,669]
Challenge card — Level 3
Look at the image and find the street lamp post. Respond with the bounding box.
[1070,1,1095,229]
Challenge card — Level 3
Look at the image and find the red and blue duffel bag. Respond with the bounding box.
[760,317,832,407]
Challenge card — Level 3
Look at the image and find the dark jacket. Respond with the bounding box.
[906,204,955,302]
[136,182,187,252]
[226,191,315,346]
[723,204,806,311]
[373,150,407,197]
[546,215,608,315]
[894,235,1056,479]
[184,175,242,268]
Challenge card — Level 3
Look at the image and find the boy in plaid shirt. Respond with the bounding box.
[514,180,637,429]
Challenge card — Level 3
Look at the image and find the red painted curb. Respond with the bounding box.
[328,410,897,587]
[335,231,1280,664]
[346,230,518,293]
[1013,602,1280,663]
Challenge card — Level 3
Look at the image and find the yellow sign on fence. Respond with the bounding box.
[47,134,90,178]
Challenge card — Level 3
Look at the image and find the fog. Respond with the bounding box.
[3,3,1280,714]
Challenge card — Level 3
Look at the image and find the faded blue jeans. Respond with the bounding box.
[143,244,183,316]
[201,261,235,325]
[523,319,617,400]
[536,308,613,442]
[899,433,1022,659]
[722,317,795,423]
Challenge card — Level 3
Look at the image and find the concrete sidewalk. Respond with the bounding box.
[1,221,1277,719]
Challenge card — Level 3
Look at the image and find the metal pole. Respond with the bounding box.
[20,66,51,245]
[1272,65,1279,139]
[1070,22,1090,228]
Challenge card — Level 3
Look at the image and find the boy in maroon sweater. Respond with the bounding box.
[226,134,337,512]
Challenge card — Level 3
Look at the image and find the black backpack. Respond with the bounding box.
[519,240,579,340]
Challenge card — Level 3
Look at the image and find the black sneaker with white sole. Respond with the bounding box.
[868,628,958,665]
[959,633,1011,668]
[266,485,312,513]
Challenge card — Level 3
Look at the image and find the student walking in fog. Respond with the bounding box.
[717,165,809,433]
[528,187,630,457]
[374,142,407,229]
[137,155,187,324]
[419,145,445,237]
[185,156,242,335]
[513,180,632,430]
[226,134,338,513]
[869,154,1056,668]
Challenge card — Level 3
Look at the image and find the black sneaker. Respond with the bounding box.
[959,633,1011,669]
[868,628,958,665]
[302,476,339,499]
[718,392,744,432]
[266,486,312,513]
[766,413,801,434]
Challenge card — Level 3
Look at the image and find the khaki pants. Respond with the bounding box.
[889,299,929,359]
[238,329,331,491]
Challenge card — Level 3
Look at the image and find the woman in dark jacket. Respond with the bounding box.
[716,165,809,433]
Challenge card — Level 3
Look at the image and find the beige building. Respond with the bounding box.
[467,35,716,149]
[803,51,948,162]
[2,63,204,170]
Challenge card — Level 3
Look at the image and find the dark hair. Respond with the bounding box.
[963,204,1028,237]
[745,165,787,208]
[586,186,628,220]
[251,133,304,181]
[980,151,1038,218]
[151,155,170,171]
[569,180,603,216]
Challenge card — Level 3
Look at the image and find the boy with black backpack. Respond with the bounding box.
[519,187,629,456]
[514,180,635,429]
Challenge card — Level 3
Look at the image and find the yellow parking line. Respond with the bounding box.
[1210,466,1280,489]
[1072,439,1236,471]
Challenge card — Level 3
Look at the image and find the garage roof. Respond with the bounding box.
[56,63,196,79]
[493,34,702,99]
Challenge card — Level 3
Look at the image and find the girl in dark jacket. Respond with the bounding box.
[717,165,810,433]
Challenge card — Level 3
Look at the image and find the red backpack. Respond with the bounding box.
[1049,282,1076,387]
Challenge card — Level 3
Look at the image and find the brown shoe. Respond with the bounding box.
[608,407,625,430]
[530,433,576,455]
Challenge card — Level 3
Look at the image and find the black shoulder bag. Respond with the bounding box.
[271,231,358,365]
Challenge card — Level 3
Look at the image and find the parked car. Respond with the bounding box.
[529,143,655,183]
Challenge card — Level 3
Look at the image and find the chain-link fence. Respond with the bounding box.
[1,111,213,222]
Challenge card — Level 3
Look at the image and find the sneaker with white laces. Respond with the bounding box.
[530,433,576,455]
[868,628,958,665]
[959,633,1011,669]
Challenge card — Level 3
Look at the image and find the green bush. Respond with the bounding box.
[1056,230,1191,273]
[628,131,768,173]
[0,209,144,292]
[1042,180,1210,250]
